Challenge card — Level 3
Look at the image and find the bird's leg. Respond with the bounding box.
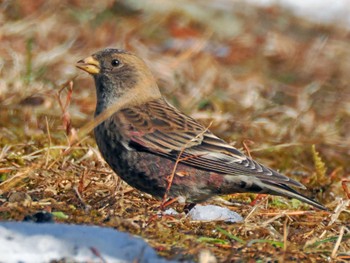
[160,197,179,210]
[183,203,196,213]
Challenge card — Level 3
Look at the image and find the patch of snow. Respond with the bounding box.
[0,222,179,263]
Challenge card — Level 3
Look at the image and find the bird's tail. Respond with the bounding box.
[259,179,327,211]
[223,175,327,211]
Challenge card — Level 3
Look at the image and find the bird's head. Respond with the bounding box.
[76,48,161,111]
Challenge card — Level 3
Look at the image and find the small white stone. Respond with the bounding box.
[163,208,179,216]
[188,205,243,223]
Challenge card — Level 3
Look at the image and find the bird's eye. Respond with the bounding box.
[111,59,120,67]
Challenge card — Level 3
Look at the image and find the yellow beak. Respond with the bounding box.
[76,56,100,74]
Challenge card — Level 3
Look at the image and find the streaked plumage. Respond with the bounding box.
[76,48,326,210]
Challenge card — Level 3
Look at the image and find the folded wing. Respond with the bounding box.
[117,98,305,189]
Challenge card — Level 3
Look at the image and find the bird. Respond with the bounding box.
[76,48,326,211]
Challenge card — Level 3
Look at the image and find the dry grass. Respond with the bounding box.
[0,1,349,262]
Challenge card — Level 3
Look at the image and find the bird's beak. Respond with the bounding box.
[76,56,100,74]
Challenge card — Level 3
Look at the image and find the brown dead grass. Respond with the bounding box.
[0,1,349,262]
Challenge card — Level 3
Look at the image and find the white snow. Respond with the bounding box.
[0,222,178,263]
[0,205,242,262]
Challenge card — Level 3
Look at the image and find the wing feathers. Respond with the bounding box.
[118,98,305,189]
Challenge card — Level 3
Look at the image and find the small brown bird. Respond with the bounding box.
[76,48,326,210]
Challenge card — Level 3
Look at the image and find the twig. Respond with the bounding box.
[44,116,52,167]
[73,186,91,211]
[283,217,289,252]
[320,198,349,239]
[0,168,33,192]
[331,225,345,259]
[57,80,74,137]
[261,212,285,228]
[244,199,265,222]
[341,178,350,199]
[77,169,89,194]
[242,139,254,158]
[260,211,316,216]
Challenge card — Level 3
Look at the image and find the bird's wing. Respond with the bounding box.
[116,98,304,189]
